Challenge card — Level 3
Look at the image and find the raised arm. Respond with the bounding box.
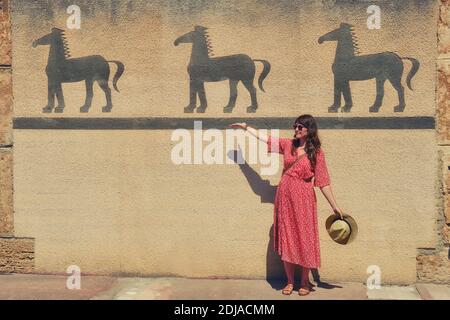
[229,122,269,143]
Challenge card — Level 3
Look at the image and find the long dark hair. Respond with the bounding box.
[291,114,322,168]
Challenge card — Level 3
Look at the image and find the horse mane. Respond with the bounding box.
[196,26,214,57]
[61,30,71,59]
[347,24,361,56]
[340,23,361,56]
[52,28,71,59]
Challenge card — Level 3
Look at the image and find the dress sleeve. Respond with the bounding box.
[267,136,290,154]
[314,149,331,188]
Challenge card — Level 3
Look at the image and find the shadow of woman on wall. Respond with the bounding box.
[227,149,342,291]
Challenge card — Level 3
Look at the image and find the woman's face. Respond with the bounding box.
[293,123,308,140]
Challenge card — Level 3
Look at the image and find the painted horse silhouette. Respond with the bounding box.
[318,23,420,113]
[32,28,124,113]
[174,26,271,113]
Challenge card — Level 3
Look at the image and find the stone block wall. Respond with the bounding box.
[417,0,450,284]
[0,0,34,273]
[0,237,34,273]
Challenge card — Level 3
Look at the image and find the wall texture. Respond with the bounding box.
[0,0,35,273]
[0,0,448,284]
[416,0,450,284]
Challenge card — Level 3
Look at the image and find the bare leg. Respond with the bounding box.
[54,82,66,113]
[242,79,258,113]
[224,80,238,113]
[300,267,310,288]
[196,82,207,113]
[97,79,113,112]
[80,79,94,113]
[283,261,295,285]
[282,261,295,295]
[299,267,311,295]
[184,80,197,113]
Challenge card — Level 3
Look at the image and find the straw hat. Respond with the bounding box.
[325,213,358,245]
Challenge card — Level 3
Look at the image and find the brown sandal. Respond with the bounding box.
[281,284,294,295]
[298,287,310,296]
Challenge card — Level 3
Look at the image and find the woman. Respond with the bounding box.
[229,114,344,296]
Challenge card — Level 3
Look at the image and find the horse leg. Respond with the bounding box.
[242,79,258,113]
[80,79,94,113]
[184,79,197,113]
[369,77,385,113]
[196,82,208,113]
[54,82,66,113]
[389,76,405,112]
[341,81,353,112]
[97,79,113,113]
[43,78,56,113]
[224,80,238,113]
[329,78,342,113]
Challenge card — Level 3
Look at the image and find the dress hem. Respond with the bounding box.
[278,252,321,269]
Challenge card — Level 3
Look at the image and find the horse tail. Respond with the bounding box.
[253,59,271,92]
[401,57,420,90]
[107,60,125,92]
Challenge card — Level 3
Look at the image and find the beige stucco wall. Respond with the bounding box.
[13,129,438,283]
[11,0,441,284]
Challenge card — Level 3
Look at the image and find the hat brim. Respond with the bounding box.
[325,214,358,245]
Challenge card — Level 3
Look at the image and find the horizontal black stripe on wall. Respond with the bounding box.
[13,117,435,130]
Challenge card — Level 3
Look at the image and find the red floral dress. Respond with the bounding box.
[268,136,331,268]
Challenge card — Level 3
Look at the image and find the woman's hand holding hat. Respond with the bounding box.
[326,212,358,245]
[333,207,344,220]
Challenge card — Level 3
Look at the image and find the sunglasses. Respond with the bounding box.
[293,124,305,130]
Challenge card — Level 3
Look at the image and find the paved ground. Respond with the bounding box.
[0,274,116,300]
[0,274,449,300]
[92,277,368,300]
